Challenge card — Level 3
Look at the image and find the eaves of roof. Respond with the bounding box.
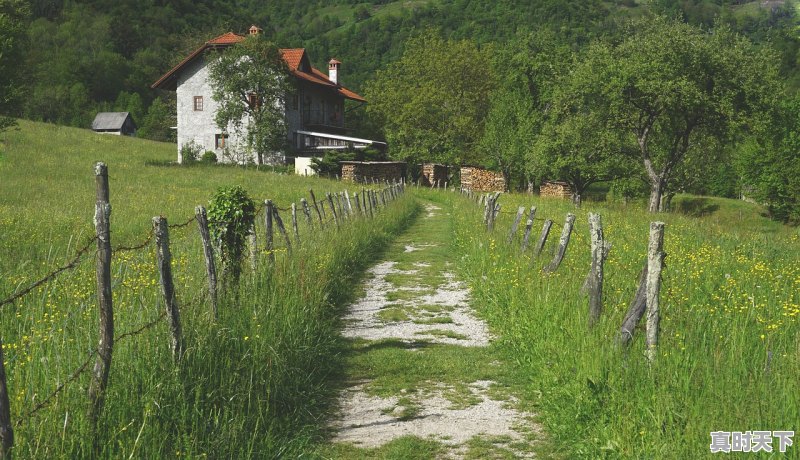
[152,33,366,102]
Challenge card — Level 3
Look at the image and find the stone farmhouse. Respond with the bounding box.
[151,26,384,167]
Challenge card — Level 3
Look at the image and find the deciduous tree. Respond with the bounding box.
[577,16,780,212]
[208,35,290,165]
[365,31,495,165]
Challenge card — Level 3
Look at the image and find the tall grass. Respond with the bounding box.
[446,190,799,458]
[0,121,419,457]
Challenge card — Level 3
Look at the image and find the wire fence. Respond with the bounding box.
[461,187,667,355]
[0,166,407,442]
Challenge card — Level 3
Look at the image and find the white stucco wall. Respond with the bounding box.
[176,58,246,163]
[294,157,316,176]
[175,54,347,163]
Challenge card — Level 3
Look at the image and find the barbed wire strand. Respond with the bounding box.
[15,348,97,427]
[112,230,154,254]
[168,216,196,230]
[0,237,98,308]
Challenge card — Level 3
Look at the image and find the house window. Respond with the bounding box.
[193,96,203,111]
[247,93,261,110]
[215,133,228,149]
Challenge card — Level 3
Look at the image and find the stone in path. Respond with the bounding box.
[330,203,538,458]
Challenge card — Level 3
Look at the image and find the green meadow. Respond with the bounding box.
[0,120,417,457]
[0,121,798,458]
[442,189,799,458]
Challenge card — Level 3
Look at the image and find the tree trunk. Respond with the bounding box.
[648,180,664,213]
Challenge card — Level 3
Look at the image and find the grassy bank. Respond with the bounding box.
[448,189,798,458]
[0,121,419,457]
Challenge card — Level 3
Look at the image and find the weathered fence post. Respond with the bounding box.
[291,203,300,245]
[354,192,362,215]
[507,206,526,243]
[335,192,344,219]
[326,193,340,228]
[195,206,218,319]
[153,217,184,362]
[533,219,553,259]
[0,340,13,459]
[309,189,323,223]
[543,213,575,273]
[88,162,113,426]
[345,190,353,216]
[646,222,666,362]
[521,206,537,251]
[619,263,648,346]
[248,224,258,271]
[300,198,313,228]
[264,200,275,265]
[587,213,608,328]
[272,207,292,255]
[364,188,373,218]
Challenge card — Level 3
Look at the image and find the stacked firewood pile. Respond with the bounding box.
[421,163,448,187]
[460,166,506,192]
[341,161,407,183]
[539,181,573,199]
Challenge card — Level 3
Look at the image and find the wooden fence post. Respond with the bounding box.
[309,189,323,223]
[345,190,353,216]
[507,206,526,243]
[587,213,608,328]
[88,162,114,426]
[195,206,218,319]
[335,192,344,219]
[326,193,340,228]
[646,222,665,362]
[291,203,300,245]
[153,217,184,361]
[619,263,648,346]
[533,219,553,259]
[364,188,373,218]
[248,224,258,272]
[0,340,13,459]
[264,200,275,265]
[543,213,575,272]
[354,192,362,215]
[300,198,313,228]
[521,206,537,251]
[272,207,292,255]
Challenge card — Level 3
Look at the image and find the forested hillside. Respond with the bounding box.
[1,0,799,220]
[7,0,800,138]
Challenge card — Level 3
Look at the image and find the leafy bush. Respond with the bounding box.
[180,140,202,163]
[207,185,256,282]
[202,150,218,163]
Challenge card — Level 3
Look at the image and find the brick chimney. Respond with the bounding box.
[328,59,341,85]
[248,25,262,36]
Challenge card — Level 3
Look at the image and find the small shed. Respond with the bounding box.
[539,181,573,199]
[460,166,506,192]
[341,161,406,183]
[91,112,137,136]
[421,163,448,187]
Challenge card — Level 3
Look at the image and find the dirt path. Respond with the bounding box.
[322,201,541,459]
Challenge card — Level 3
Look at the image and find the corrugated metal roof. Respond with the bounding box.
[92,112,132,131]
[296,130,386,145]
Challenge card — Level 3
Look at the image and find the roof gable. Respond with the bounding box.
[92,112,133,130]
[151,33,366,102]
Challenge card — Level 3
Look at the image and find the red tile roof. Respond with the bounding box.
[152,34,366,102]
[208,32,245,45]
[279,48,306,71]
